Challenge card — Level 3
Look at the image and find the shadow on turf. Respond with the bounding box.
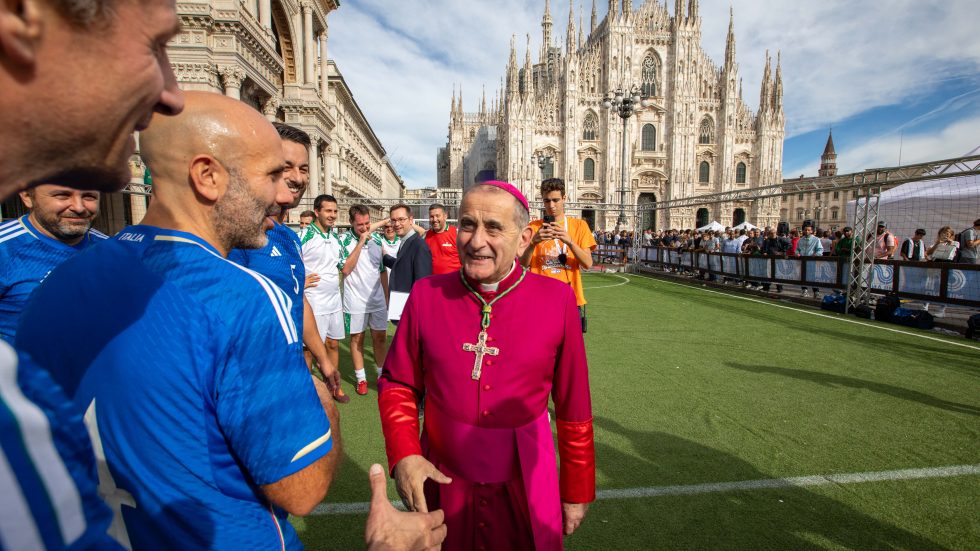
[583,414,955,550]
[627,279,979,377]
[726,362,980,417]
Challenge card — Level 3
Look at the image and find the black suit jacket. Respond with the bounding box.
[383,232,433,294]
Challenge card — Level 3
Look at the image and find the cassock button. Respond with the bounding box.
[481,410,490,417]
[486,360,493,366]
[479,499,488,507]
[478,522,486,529]
[483,384,491,391]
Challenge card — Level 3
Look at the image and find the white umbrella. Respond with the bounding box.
[732,221,758,231]
[697,221,725,232]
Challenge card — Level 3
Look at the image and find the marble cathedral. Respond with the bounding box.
[437,0,785,230]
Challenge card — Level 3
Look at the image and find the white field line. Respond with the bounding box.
[309,463,980,516]
[635,273,980,351]
[582,273,631,290]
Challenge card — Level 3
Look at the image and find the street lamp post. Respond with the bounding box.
[604,86,648,234]
[532,152,554,181]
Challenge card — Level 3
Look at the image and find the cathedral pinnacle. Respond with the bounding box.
[688,0,698,20]
[772,50,783,112]
[622,0,631,18]
[674,0,684,26]
[608,0,617,21]
[567,1,575,55]
[590,0,597,33]
[541,0,553,63]
[759,50,772,114]
[724,6,735,69]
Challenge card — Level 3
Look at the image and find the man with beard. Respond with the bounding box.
[379,181,595,551]
[229,123,345,403]
[0,185,107,342]
[17,92,342,549]
[424,203,461,275]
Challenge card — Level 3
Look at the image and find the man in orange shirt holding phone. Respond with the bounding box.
[520,178,597,332]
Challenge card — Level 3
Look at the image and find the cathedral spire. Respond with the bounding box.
[590,0,597,33]
[687,0,698,21]
[759,50,772,114]
[772,50,783,112]
[481,85,487,116]
[566,1,575,55]
[674,0,684,26]
[608,0,617,21]
[724,6,735,69]
[507,34,519,98]
[524,33,535,99]
[579,7,584,49]
[451,84,457,117]
[541,0,553,63]
[457,85,463,116]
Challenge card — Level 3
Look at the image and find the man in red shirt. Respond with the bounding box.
[424,203,462,275]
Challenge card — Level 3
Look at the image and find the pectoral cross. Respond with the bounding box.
[462,330,499,380]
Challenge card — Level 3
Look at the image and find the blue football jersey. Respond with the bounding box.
[0,342,120,551]
[228,221,305,327]
[16,226,331,550]
[0,215,108,343]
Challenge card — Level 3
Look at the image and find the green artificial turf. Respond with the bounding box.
[295,272,980,550]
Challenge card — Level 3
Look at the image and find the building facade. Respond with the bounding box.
[438,0,785,231]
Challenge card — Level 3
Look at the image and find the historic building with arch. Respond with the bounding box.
[437,0,785,231]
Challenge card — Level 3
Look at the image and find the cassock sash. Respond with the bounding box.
[425,401,563,551]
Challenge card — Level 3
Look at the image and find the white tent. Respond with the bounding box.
[845,171,980,246]
[697,220,725,232]
[732,221,758,231]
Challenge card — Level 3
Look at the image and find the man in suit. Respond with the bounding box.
[383,204,432,322]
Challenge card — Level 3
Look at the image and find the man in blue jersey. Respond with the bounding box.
[228,123,348,403]
[0,0,184,548]
[18,92,342,549]
[0,185,108,343]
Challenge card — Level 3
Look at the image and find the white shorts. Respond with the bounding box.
[346,309,388,334]
[314,311,345,342]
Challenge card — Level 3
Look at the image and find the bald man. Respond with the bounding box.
[17,92,338,549]
[17,91,446,551]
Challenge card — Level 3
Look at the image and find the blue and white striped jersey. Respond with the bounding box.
[16,226,331,550]
[0,341,120,550]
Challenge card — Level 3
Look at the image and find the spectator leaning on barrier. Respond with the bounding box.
[762,229,791,293]
[873,222,897,259]
[834,227,856,257]
[820,230,833,256]
[957,219,980,264]
[927,226,959,263]
[796,225,824,298]
[900,229,928,261]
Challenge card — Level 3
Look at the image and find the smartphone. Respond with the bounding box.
[543,215,556,224]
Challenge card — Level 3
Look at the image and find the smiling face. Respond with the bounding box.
[390,206,413,238]
[316,199,338,231]
[35,0,184,191]
[457,187,532,284]
[281,139,310,210]
[212,123,287,250]
[429,207,446,232]
[20,184,100,245]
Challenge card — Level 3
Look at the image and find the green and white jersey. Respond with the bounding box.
[301,224,343,315]
[339,232,387,314]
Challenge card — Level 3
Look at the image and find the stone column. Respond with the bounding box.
[309,139,321,195]
[323,143,333,195]
[259,0,271,31]
[319,31,329,98]
[302,2,315,85]
[129,193,148,225]
[218,65,245,100]
[262,94,281,121]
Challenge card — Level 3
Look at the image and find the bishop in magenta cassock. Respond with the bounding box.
[378,181,595,550]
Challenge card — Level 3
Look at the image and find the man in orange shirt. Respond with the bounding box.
[424,203,462,275]
[520,178,597,331]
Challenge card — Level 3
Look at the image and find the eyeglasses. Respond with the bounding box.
[390,217,409,223]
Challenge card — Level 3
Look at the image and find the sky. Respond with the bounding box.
[329,0,980,188]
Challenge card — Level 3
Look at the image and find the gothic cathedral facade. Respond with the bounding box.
[437,0,785,231]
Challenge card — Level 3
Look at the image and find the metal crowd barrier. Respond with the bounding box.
[636,247,980,307]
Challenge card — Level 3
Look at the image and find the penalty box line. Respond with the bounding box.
[309,463,980,516]
[634,272,980,352]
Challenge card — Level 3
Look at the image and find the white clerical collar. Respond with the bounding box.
[479,262,517,292]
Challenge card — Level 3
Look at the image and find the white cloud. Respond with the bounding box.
[785,112,980,177]
[328,1,980,188]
